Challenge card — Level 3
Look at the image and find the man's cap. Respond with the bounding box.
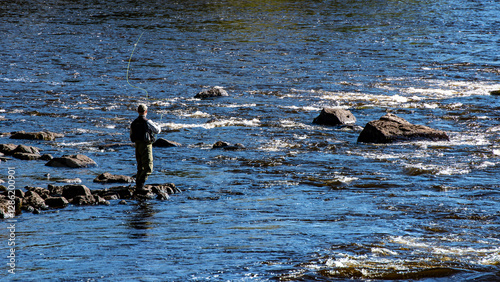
[137,104,148,113]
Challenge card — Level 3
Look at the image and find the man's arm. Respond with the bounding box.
[147,120,161,134]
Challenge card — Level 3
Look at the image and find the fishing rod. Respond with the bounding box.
[126,32,149,99]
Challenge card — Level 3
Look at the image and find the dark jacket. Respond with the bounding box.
[130,115,161,143]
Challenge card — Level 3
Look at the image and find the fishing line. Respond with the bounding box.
[126,32,149,99]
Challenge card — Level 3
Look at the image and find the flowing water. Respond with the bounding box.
[1,0,499,281]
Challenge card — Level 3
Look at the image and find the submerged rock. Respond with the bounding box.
[10,131,61,141]
[45,197,69,208]
[212,141,245,150]
[153,138,181,148]
[194,86,229,99]
[93,172,135,184]
[45,154,97,168]
[313,108,356,126]
[357,113,450,144]
[490,90,500,95]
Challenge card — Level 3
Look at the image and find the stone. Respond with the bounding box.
[0,198,16,218]
[62,184,92,200]
[194,86,229,99]
[12,152,42,160]
[13,144,40,155]
[48,184,64,196]
[357,113,450,144]
[71,194,97,205]
[490,90,500,95]
[23,191,48,210]
[313,108,357,126]
[212,141,245,150]
[153,138,181,148]
[26,187,50,199]
[10,131,60,141]
[212,141,230,149]
[45,154,97,168]
[45,197,69,208]
[93,172,135,184]
[0,144,17,155]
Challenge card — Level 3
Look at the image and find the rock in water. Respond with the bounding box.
[45,154,97,168]
[357,113,449,144]
[10,131,60,141]
[313,108,356,126]
[93,172,135,184]
[153,138,181,148]
[194,86,229,99]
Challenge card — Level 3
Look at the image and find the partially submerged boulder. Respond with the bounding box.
[313,108,356,126]
[490,90,500,95]
[212,141,245,150]
[153,138,181,148]
[10,131,61,141]
[357,113,449,144]
[45,154,97,168]
[93,172,135,184]
[194,86,229,99]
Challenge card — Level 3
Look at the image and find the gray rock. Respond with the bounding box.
[12,152,42,160]
[313,108,356,126]
[93,172,135,184]
[194,86,229,99]
[357,113,450,144]
[45,154,97,168]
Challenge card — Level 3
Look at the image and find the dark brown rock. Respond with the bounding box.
[0,144,17,155]
[212,141,230,149]
[45,154,97,168]
[93,172,135,184]
[26,187,50,199]
[10,131,60,141]
[12,152,42,160]
[313,108,356,126]
[62,184,92,200]
[153,138,181,148]
[45,197,69,208]
[23,191,48,210]
[13,144,40,154]
[490,90,500,95]
[357,113,450,144]
[71,194,97,205]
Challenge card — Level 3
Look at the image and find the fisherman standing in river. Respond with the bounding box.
[130,104,161,193]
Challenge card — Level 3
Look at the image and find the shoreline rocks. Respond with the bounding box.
[153,138,182,148]
[0,182,181,218]
[357,113,450,144]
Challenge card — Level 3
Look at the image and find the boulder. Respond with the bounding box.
[10,131,61,141]
[153,138,181,148]
[0,144,18,155]
[13,144,40,154]
[357,113,450,144]
[313,108,356,126]
[93,172,135,184]
[0,198,18,218]
[71,194,97,206]
[194,86,229,99]
[23,191,48,210]
[490,90,500,95]
[45,154,97,168]
[26,187,50,199]
[45,197,69,208]
[62,184,92,200]
[212,141,245,150]
[11,144,43,160]
[12,152,42,160]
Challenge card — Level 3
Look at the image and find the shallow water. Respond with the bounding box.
[1,0,499,281]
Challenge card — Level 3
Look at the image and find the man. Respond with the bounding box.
[130,104,161,193]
